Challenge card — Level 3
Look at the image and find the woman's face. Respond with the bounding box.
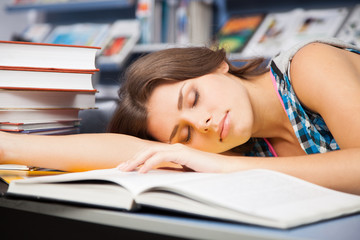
[146,63,254,153]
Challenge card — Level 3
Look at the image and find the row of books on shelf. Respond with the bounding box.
[11,0,106,5]
[17,0,213,68]
[15,3,360,67]
[217,5,360,58]
[19,20,140,69]
[13,0,213,45]
[0,40,100,135]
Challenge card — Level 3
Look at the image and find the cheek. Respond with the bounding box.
[189,134,229,153]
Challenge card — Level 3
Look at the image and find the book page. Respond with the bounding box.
[13,168,215,196]
[9,168,360,227]
[147,169,360,224]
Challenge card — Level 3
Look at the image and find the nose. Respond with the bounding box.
[201,118,211,133]
[181,110,212,133]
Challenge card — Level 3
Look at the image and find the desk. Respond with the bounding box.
[1,181,360,240]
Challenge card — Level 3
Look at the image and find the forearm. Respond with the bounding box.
[0,132,158,172]
[225,148,360,195]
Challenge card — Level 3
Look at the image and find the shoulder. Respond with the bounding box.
[290,42,360,148]
[290,42,352,77]
[290,42,359,112]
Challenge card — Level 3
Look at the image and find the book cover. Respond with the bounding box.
[242,7,349,58]
[20,23,52,43]
[0,164,67,184]
[44,23,110,49]
[282,7,349,50]
[97,20,140,68]
[217,14,264,53]
[241,9,303,58]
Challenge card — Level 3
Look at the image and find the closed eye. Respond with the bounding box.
[192,90,199,107]
[185,126,192,143]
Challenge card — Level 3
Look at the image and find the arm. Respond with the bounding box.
[118,142,360,195]
[0,131,173,172]
[119,43,360,195]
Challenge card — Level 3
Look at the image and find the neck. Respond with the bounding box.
[239,71,294,141]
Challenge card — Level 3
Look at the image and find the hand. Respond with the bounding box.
[117,143,228,173]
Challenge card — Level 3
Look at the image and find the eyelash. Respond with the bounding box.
[185,90,199,143]
[185,126,192,143]
[192,90,199,108]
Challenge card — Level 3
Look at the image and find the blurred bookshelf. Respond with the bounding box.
[6,0,360,68]
[6,0,133,12]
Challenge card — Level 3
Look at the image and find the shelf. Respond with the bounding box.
[133,43,205,53]
[6,0,133,12]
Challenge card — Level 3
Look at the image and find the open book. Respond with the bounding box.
[7,168,360,229]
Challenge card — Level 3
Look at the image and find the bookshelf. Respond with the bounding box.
[6,0,220,54]
[6,0,133,12]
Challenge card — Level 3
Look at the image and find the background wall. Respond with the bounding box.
[0,1,35,41]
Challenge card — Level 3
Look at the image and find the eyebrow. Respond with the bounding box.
[168,83,186,143]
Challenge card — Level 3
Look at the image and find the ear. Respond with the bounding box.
[217,61,229,74]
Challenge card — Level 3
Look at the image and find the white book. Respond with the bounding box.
[0,109,81,122]
[0,67,95,91]
[0,120,80,132]
[0,89,96,109]
[0,41,99,70]
[7,168,360,229]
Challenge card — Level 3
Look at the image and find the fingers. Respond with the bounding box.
[117,145,187,173]
[117,149,155,172]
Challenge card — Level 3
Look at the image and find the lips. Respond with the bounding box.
[219,111,230,141]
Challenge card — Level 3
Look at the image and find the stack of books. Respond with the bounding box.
[0,40,100,135]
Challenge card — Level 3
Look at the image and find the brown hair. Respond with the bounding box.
[107,46,268,151]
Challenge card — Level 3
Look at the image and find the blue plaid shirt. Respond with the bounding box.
[245,43,360,157]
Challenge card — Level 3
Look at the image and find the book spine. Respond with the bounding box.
[0,66,98,73]
[0,40,101,49]
[0,87,97,93]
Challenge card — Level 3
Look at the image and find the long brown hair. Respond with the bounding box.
[107,46,268,151]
